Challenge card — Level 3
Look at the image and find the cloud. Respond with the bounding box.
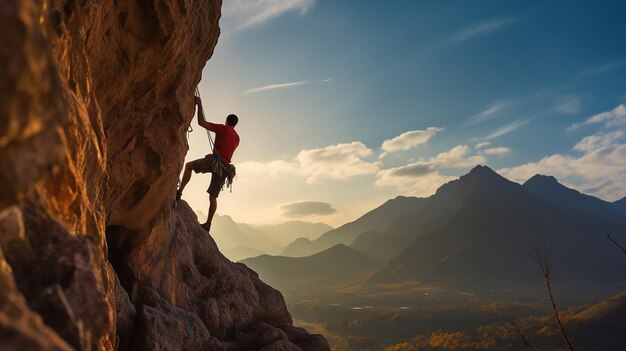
[568,104,626,131]
[244,78,332,94]
[376,166,455,197]
[238,141,381,183]
[387,162,433,177]
[573,131,624,153]
[447,18,516,46]
[499,130,626,201]
[466,100,511,126]
[551,94,582,115]
[431,145,486,168]
[482,147,511,155]
[296,142,381,183]
[475,142,491,150]
[222,0,315,31]
[244,80,312,94]
[576,59,626,80]
[380,127,443,158]
[480,119,530,140]
[375,145,485,196]
[279,201,337,217]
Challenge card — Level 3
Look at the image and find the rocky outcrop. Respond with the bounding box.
[0,1,328,350]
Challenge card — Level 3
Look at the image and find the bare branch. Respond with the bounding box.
[533,248,574,351]
[570,320,581,344]
[502,314,542,351]
[606,233,626,257]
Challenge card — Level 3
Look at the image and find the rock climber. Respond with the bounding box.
[177,95,240,233]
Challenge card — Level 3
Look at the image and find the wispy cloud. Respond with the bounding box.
[480,119,530,140]
[466,100,511,126]
[568,103,626,131]
[447,18,517,46]
[551,94,583,115]
[279,201,337,217]
[244,78,332,94]
[380,127,443,158]
[573,131,624,153]
[482,147,511,155]
[222,0,315,31]
[475,142,491,150]
[244,80,312,94]
[576,59,626,80]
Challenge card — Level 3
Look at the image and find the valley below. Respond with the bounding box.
[282,282,626,350]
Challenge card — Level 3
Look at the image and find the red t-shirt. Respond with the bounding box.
[206,122,239,164]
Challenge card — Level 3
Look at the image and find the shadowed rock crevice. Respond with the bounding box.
[106,225,137,296]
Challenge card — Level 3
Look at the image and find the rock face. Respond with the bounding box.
[0,1,329,350]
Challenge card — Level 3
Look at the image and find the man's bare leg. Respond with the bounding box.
[207,195,217,224]
[177,163,193,199]
[201,195,217,232]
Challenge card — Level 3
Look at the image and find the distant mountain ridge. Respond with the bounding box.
[241,244,381,288]
[524,174,626,231]
[198,213,332,261]
[241,220,333,247]
[253,165,626,293]
[282,196,425,257]
[365,166,626,288]
[243,166,626,296]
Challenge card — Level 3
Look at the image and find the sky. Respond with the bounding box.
[182,0,626,226]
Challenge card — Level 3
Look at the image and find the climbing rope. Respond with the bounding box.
[195,87,215,150]
[193,87,236,192]
[172,197,198,351]
[186,124,193,139]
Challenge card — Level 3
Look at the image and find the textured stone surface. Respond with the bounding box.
[0,0,328,349]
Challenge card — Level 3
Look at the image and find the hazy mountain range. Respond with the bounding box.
[195,211,332,261]
[282,195,425,258]
[240,244,380,288]
[242,166,626,292]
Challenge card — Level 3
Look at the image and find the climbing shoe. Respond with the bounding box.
[176,189,182,200]
[201,222,211,233]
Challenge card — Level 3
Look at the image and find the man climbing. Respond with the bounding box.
[177,95,240,233]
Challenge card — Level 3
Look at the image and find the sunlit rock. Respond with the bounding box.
[0,0,328,349]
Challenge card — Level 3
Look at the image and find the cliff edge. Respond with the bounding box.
[0,1,328,350]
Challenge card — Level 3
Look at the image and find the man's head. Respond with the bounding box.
[226,114,238,127]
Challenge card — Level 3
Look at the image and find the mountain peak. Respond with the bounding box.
[523,173,624,220]
[433,164,515,200]
[524,174,560,187]
[459,165,508,184]
[524,173,584,198]
[467,165,499,178]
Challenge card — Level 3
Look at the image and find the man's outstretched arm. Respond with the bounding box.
[195,96,219,131]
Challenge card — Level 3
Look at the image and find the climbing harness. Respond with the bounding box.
[194,87,236,192]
